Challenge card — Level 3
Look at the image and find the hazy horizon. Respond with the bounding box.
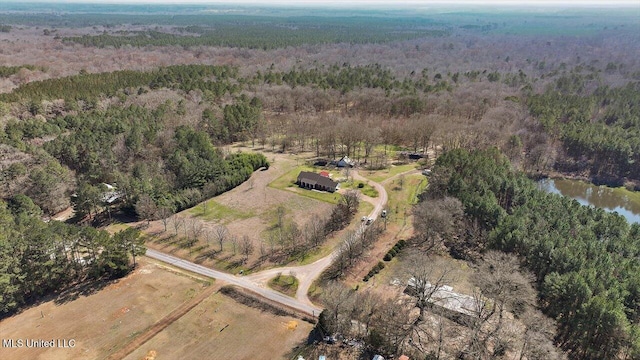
[1,0,639,8]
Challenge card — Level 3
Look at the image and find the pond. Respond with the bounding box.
[537,178,640,224]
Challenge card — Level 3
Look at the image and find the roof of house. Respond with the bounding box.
[407,278,482,317]
[297,171,338,189]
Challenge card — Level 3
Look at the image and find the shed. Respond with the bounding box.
[337,156,355,168]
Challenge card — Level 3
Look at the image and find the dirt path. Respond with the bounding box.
[246,168,398,307]
[106,285,218,360]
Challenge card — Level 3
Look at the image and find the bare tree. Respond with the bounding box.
[462,251,537,359]
[404,252,456,322]
[519,308,564,360]
[240,235,254,262]
[214,225,229,252]
[320,281,356,335]
[171,215,184,236]
[341,190,360,215]
[229,234,238,255]
[412,196,463,250]
[191,220,204,241]
[158,205,173,232]
[305,216,326,248]
[203,229,212,247]
[276,205,286,230]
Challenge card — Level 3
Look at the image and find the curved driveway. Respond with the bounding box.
[146,167,415,316]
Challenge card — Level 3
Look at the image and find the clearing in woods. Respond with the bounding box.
[140,145,334,273]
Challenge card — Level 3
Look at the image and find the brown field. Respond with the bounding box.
[0,258,209,360]
[0,256,313,360]
[123,289,313,360]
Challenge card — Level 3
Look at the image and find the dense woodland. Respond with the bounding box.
[0,5,639,359]
[419,148,640,359]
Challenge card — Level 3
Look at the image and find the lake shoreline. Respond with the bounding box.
[529,170,640,192]
[536,177,640,224]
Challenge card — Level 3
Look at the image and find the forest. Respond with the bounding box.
[0,4,638,359]
[419,148,640,359]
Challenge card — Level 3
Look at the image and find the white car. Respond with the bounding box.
[381,210,387,218]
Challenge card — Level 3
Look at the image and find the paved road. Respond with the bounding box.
[145,248,322,316]
[146,167,415,315]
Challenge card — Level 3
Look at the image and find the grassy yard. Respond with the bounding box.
[268,274,299,297]
[188,199,254,223]
[340,179,379,198]
[269,165,340,204]
[363,163,418,183]
[385,174,427,226]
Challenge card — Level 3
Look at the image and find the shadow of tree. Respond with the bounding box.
[53,277,117,306]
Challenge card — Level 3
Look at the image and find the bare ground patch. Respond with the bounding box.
[123,286,314,360]
[0,258,208,360]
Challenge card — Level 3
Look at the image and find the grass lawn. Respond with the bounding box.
[188,199,254,223]
[385,174,427,226]
[364,163,418,183]
[340,179,379,198]
[269,164,340,204]
[268,274,299,297]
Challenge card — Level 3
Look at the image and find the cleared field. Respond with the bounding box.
[188,199,255,223]
[0,258,208,360]
[141,147,334,273]
[123,290,313,360]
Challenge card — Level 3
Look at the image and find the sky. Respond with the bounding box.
[6,0,639,6]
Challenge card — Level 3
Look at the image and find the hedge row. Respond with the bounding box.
[363,261,385,282]
[383,239,407,261]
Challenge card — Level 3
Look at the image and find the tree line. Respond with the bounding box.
[0,64,237,103]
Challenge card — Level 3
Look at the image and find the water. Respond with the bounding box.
[537,178,640,224]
